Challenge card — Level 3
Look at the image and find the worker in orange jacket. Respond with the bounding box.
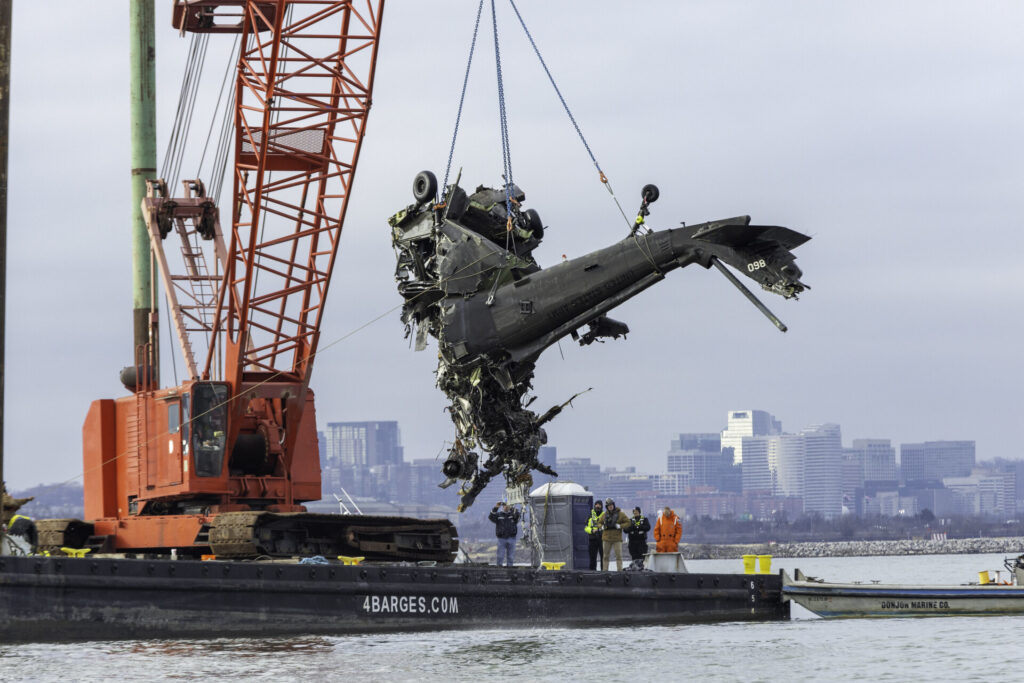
[653,506,682,553]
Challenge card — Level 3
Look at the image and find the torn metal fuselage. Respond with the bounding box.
[389,173,810,511]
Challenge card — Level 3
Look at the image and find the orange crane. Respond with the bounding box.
[39,1,456,560]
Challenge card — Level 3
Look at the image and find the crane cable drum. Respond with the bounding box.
[440,0,635,235]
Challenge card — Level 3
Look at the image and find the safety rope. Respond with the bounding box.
[440,0,485,204]
[506,0,633,230]
[631,231,665,276]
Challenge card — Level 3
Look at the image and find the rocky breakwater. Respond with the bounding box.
[681,537,1024,560]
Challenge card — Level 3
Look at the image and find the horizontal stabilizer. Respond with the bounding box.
[693,222,810,250]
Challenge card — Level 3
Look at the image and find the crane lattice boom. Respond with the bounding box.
[205,0,385,387]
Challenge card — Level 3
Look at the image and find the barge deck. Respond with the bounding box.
[0,555,788,641]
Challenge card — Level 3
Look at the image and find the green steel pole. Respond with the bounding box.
[0,0,10,527]
[129,0,158,389]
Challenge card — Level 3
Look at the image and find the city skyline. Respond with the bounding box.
[309,408,1015,522]
[314,408,981,474]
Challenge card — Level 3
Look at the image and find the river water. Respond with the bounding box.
[3,552,1023,682]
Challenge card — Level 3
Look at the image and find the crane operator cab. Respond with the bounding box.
[187,382,229,478]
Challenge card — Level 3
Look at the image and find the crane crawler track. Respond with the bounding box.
[207,511,459,562]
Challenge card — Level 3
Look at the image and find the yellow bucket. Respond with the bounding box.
[742,554,756,574]
[979,570,991,585]
[757,554,772,574]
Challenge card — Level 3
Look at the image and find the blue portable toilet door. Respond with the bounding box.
[570,495,593,569]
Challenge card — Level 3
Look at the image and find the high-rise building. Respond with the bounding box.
[555,457,603,492]
[842,439,897,515]
[906,487,958,517]
[721,410,781,465]
[719,455,743,494]
[941,476,981,515]
[654,472,690,496]
[536,446,558,487]
[327,464,374,498]
[667,433,722,489]
[841,448,864,514]
[771,434,806,500]
[900,441,975,485]
[942,471,1015,517]
[370,462,411,503]
[802,424,843,518]
[321,464,343,497]
[409,458,448,506]
[604,471,658,500]
[323,421,403,467]
[675,433,722,452]
[740,437,772,492]
[855,439,898,483]
[317,430,328,470]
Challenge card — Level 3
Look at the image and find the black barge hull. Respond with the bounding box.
[0,556,788,641]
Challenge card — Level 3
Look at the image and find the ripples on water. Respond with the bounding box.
[3,553,1024,682]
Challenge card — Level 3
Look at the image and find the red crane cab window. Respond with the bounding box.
[190,383,229,478]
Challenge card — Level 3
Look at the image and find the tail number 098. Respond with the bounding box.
[747,259,767,272]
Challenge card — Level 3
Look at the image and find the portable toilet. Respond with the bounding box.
[528,482,592,570]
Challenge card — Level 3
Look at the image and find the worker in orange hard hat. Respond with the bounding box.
[654,506,682,553]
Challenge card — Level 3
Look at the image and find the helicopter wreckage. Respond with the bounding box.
[389,171,810,511]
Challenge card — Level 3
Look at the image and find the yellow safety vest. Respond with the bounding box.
[584,510,601,534]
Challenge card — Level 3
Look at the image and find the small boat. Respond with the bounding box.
[783,555,1024,618]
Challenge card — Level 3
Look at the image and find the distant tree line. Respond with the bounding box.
[683,510,1024,544]
[11,483,85,520]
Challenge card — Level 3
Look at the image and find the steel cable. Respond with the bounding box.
[489,0,514,215]
[440,0,485,203]
[160,33,199,181]
[161,33,210,190]
[197,34,239,186]
[506,0,633,230]
[169,33,209,188]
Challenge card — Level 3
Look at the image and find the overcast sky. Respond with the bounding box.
[4,2,1023,489]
